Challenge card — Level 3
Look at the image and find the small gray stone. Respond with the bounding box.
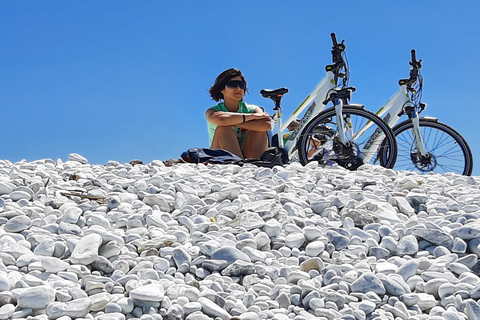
[211,247,251,264]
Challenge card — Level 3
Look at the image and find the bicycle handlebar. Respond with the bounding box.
[328,33,348,85]
[331,33,338,47]
[409,49,422,71]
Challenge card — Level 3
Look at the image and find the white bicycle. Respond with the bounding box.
[261,33,398,170]
[377,50,473,176]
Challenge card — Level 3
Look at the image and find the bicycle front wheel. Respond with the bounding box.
[297,106,397,170]
[391,118,473,175]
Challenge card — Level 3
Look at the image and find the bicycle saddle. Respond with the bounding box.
[260,88,289,99]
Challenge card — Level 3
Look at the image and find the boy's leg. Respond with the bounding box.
[243,130,268,159]
[211,126,244,158]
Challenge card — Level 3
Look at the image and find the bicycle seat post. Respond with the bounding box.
[260,88,289,148]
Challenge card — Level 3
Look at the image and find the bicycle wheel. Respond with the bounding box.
[390,118,473,175]
[297,106,397,170]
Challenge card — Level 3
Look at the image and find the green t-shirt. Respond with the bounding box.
[207,101,258,146]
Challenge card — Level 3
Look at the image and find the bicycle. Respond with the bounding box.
[377,50,473,176]
[260,33,398,170]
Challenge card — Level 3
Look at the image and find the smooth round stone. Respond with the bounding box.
[62,207,83,224]
[303,226,322,242]
[238,311,259,320]
[284,233,305,248]
[211,247,251,264]
[46,297,92,319]
[116,297,134,314]
[305,241,325,257]
[449,262,471,276]
[396,235,418,256]
[4,215,32,233]
[464,299,480,320]
[70,233,103,265]
[263,219,282,238]
[99,241,121,259]
[325,230,349,250]
[173,247,192,267]
[10,190,32,201]
[68,153,88,164]
[456,225,480,240]
[0,303,14,320]
[424,278,450,299]
[376,274,405,296]
[89,292,111,312]
[198,297,232,319]
[183,302,202,315]
[434,246,451,257]
[104,302,123,313]
[241,247,267,262]
[416,293,437,311]
[411,228,454,249]
[0,182,13,195]
[287,270,310,284]
[42,256,70,273]
[438,283,455,299]
[254,232,270,249]
[199,240,222,256]
[452,238,467,253]
[221,260,255,277]
[129,283,165,302]
[351,273,386,295]
[0,274,10,291]
[17,286,55,309]
[34,238,55,256]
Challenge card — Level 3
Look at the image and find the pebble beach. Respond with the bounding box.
[1,153,480,320]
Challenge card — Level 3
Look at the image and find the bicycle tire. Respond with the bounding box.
[389,118,473,175]
[297,106,398,170]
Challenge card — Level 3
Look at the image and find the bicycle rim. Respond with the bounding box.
[392,119,473,175]
[297,107,397,170]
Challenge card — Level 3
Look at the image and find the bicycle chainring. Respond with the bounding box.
[332,137,363,170]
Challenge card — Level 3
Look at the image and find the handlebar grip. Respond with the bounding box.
[331,33,338,46]
[411,49,417,63]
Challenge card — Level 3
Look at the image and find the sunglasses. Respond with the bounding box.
[225,80,246,90]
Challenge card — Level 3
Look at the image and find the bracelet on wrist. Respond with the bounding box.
[242,114,246,123]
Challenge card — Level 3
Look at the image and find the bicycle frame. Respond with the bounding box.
[260,33,396,168]
[275,71,336,152]
[267,33,389,166]
[372,55,428,157]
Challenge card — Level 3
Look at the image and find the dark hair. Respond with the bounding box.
[209,68,248,102]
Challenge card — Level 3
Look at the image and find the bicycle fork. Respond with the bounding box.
[405,106,430,165]
[334,99,366,165]
[335,99,349,144]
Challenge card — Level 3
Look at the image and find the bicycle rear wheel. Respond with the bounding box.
[297,106,397,170]
[390,118,473,175]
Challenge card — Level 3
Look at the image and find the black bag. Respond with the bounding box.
[180,148,243,164]
[180,147,288,168]
[243,147,288,168]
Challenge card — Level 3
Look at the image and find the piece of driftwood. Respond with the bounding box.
[60,191,105,204]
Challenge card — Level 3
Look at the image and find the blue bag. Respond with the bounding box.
[180,147,287,168]
[181,148,243,164]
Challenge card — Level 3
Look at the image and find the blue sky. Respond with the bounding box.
[1,1,479,175]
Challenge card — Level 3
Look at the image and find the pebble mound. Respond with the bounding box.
[1,154,480,320]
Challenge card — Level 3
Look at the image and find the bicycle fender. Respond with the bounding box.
[392,116,439,131]
[343,103,365,109]
[419,116,439,122]
[320,104,365,114]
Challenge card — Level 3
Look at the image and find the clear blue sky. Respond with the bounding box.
[2,1,479,175]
